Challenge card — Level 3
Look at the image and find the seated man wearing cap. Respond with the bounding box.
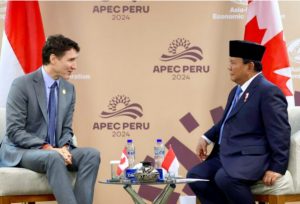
[187,40,290,204]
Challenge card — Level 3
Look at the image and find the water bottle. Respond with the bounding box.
[126,139,135,168]
[154,139,165,169]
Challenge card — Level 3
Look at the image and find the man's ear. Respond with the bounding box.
[49,54,57,64]
[248,61,255,72]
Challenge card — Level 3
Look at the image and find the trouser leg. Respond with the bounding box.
[20,150,77,204]
[186,155,228,204]
[215,168,256,204]
[69,147,100,204]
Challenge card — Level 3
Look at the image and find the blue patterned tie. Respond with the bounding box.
[218,86,242,144]
[47,81,57,147]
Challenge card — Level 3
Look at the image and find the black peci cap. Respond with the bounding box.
[229,40,265,61]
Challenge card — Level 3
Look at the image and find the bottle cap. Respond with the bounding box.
[127,139,133,143]
[156,139,162,143]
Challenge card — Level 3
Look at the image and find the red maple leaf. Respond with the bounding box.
[120,156,126,164]
[244,16,267,44]
[262,32,292,96]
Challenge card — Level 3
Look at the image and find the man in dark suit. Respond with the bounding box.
[0,35,100,204]
[187,40,290,204]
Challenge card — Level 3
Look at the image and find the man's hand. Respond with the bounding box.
[43,145,72,165]
[53,147,72,165]
[262,170,282,186]
[62,145,72,165]
[196,137,208,161]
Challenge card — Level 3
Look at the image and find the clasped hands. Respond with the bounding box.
[195,137,282,186]
[43,145,72,165]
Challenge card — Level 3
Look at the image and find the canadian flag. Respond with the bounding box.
[244,0,294,106]
[117,147,129,176]
[0,1,45,107]
[162,145,179,177]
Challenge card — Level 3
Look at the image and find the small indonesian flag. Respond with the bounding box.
[162,145,179,177]
[117,147,129,176]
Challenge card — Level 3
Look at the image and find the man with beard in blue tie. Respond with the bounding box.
[187,40,290,204]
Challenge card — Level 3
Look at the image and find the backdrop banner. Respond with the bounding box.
[1,1,300,203]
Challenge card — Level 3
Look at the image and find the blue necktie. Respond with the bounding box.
[47,81,57,147]
[218,86,242,144]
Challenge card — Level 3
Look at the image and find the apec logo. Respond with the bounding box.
[288,39,300,65]
[100,95,143,119]
[160,38,203,62]
[93,95,150,137]
[288,38,300,79]
[153,38,210,80]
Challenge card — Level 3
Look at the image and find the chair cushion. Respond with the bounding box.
[288,107,300,136]
[0,167,76,196]
[288,130,300,193]
[251,170,294,195]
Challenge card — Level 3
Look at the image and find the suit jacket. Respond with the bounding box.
[0,68,75,167]
[205,74,290,180]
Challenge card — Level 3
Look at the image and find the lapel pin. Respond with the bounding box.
[62,89,66,95]
[244,92,249,102]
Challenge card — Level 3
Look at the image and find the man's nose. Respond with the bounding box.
[72,62,77,70]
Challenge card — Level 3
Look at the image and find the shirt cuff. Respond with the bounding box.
[202,135,212,144]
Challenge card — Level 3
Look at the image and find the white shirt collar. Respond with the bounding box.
[240,72,261,92]
[41,66,60,88]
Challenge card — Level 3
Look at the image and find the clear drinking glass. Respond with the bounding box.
[110,160,120,180]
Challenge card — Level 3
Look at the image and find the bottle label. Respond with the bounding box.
[154,147,165,156]
[127,150,135,156]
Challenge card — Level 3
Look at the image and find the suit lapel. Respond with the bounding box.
[33,69,48,123]
[227,74,263,119]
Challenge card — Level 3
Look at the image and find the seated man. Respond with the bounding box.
[187,40,290,204]
[0,34,100,204]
